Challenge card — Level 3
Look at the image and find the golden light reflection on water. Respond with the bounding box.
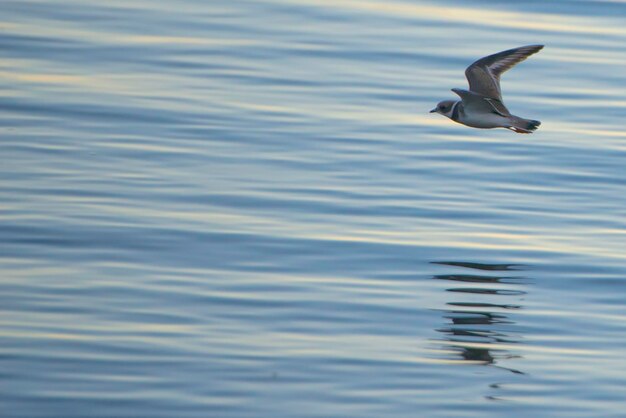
[0,67,159,98]
[1,21,263,48]
[82,193,621,260]
[308,0,626,36]
[124,35,261,46]
[0,71,93,86]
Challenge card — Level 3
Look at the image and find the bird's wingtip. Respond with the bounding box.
[519,44,544,51]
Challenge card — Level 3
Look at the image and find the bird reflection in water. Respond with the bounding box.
[431,261,527,376]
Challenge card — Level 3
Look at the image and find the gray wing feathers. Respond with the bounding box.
[484,98,510,116]
[464,45,543,100]
[451,88,510,116]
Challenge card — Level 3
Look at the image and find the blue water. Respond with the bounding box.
[2,1,626,417]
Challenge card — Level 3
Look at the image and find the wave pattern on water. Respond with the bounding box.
[2,0,626,417]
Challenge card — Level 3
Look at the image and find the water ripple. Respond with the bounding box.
[2,1,626,417]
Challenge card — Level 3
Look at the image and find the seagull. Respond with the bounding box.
[430,45,543,133]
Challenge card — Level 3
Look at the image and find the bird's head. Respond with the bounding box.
[430,100,456,118]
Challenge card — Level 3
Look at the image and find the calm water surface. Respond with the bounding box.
[2,1,626,417]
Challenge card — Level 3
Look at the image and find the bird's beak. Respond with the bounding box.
[429,108,437,113]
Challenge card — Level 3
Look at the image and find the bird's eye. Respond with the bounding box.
[438,105,444,110]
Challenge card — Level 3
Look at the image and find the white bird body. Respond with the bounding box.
[446,100,509,129]
[460,111,511,129]
[431,45,543,134]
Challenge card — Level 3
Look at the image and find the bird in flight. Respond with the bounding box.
[430,45,543,134]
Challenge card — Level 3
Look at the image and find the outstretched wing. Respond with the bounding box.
[451,88,510,116]
[465,45,543,100]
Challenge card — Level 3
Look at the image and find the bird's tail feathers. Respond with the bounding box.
[508,117,541,134]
